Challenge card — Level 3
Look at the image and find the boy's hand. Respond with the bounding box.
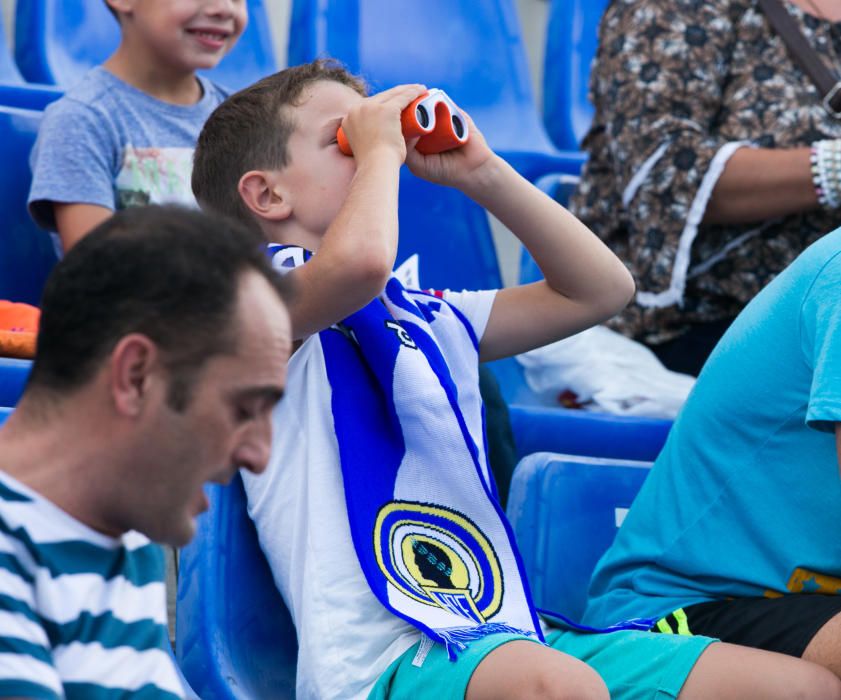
[340,84,428,167]
[404,112,496,190]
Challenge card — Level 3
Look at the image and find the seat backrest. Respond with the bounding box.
[394,170,503,292]
[288,0,592,292]
[291,0,557,291]
[289,0,557,157]
[542,0,610,150]
[0,83,63,111]
[0,358,32,407]
[505,403,671,462]
[176,475,297,700]
[0,106,59,305]
[507,452,651,620]
[14,0,277,90]
[0,7,23,83]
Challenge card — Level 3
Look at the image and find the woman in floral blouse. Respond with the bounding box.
[570,0,841,374]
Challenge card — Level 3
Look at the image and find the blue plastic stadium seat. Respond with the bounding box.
[287,0,588,317]
[288,0,584,184]
[0,7,23,83]
[0,83,63,111]
[0,106,59,304]
[508,404,670,463]
[176,474,296,699]
[0,407,11,426]
[14,0,277,91]
[542,0,610,151]
[396,171,502,293]
[507,452,651,621]
[0,358,32,407]
[484,353,672,461]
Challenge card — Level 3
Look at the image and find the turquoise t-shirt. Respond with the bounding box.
[584,228,841,628]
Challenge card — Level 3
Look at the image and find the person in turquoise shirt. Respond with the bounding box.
[584,227,841,679]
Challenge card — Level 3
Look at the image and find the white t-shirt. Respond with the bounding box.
[243,288,496,700]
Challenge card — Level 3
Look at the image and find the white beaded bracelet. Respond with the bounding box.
[810,139,841,209]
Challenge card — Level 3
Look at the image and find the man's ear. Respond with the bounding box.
[109,334,158,418]
[238,170,292,222]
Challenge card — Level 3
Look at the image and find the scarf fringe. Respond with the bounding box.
[436,623,537,661]
[537,607,656,634]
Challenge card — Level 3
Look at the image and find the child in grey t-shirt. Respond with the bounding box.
[28,1,246,252]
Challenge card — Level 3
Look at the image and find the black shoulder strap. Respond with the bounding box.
[756,0,841,117]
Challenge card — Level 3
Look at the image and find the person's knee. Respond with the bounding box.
[468,640,609,700]
[522,663,609,700]
[775,662,841,700]
[803,609,841,679]
[799,665,841,700]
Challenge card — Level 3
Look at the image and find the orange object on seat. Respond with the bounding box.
[0,301,39,359]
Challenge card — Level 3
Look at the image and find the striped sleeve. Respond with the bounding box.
[0,542,62,699]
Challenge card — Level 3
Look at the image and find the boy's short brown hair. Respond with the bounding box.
[192,59,367,230]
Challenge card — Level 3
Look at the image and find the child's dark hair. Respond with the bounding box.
[192,59,368,229]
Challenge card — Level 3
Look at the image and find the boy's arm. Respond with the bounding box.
[28,99,118,245]
[283,84,427,340]
[470,158,634,361]
[54,203,113,251]
[406,119,635,362]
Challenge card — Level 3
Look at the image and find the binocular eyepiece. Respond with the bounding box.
[337,88,469,156]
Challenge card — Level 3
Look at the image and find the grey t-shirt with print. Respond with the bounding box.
[28,66,229,234]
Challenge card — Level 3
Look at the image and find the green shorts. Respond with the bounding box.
[369,626,716,700]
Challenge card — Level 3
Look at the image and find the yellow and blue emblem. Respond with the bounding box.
[374,501,504,623]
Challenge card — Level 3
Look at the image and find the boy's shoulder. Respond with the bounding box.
[44,66,125,121]
[47,68,228,120]
[41,66,136,134]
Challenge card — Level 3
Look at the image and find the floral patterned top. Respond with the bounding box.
[569,0,841,344]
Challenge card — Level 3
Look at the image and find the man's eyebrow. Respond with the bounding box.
[231,386,285,405]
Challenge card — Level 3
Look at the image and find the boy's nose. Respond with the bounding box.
[204,0,239,17]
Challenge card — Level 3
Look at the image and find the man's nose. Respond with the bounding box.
[233,415,272,475]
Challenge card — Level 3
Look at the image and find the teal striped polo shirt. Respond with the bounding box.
[0,472,185,699]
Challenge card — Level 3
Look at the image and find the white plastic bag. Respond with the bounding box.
[516,325,695,419]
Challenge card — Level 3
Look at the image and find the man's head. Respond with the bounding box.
[26,205,292,545]
[192,59,368,245]
[104,0,247,73]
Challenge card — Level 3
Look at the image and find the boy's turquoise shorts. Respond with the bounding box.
[369,626,716,700]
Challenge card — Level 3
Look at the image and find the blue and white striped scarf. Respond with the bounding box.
[269,245,541,658]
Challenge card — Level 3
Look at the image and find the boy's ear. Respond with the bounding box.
[238,170,292,222]
[105,0,133,17]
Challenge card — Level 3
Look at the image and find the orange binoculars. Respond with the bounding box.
[337,88,470,156]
